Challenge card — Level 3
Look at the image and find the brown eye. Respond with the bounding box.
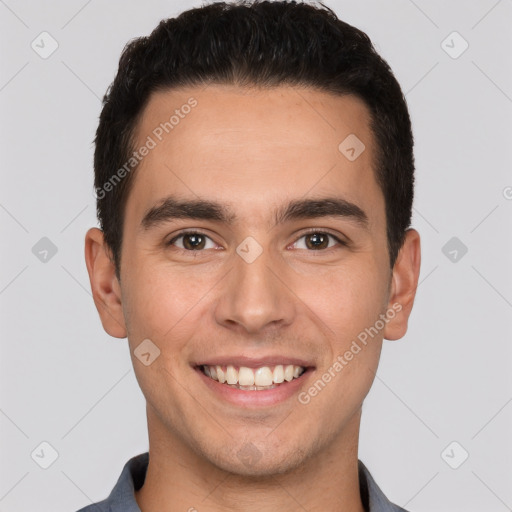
[182,233,206,250]
[292,231,346,251]
[168,232,215,251]
[305,232,330,250]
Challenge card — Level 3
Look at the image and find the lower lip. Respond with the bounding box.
[195,367,313,407]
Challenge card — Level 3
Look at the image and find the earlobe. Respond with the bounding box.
[383,228,421,341]
[84,227,127,338]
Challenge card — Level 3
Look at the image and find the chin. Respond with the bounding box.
[206,442,310,478]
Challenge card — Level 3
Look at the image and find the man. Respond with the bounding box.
[82,0,421,510]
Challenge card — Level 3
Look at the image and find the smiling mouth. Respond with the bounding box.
[199,364,307,390]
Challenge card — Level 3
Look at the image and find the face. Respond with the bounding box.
[86,84,420,477]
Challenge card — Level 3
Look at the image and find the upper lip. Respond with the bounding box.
[194,355,314,368]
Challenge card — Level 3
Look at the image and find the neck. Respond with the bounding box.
[135,408,366,512]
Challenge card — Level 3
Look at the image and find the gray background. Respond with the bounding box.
[1,0,511,511]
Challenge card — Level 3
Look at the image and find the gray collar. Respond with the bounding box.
[76,452,408,512]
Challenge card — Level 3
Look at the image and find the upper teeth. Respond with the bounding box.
[202,364,305,386]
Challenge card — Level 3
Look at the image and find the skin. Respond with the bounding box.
[85,84,421,512]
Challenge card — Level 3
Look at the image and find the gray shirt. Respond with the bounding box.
[76,452,409,512]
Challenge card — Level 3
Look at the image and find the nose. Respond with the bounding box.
[214,242,296,335]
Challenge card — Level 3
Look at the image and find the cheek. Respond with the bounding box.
[123,262,209,339]
[306,260,387,339]
[121,267,205,417]
[297,266,385,419]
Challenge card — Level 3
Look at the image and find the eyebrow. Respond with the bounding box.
[140,195,369,232]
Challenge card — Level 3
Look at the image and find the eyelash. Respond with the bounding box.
[166,228,347,253]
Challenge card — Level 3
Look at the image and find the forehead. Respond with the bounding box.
[126,84,383,230]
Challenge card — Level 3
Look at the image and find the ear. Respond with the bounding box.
[84,227,127,338]
[383,228,421,341]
